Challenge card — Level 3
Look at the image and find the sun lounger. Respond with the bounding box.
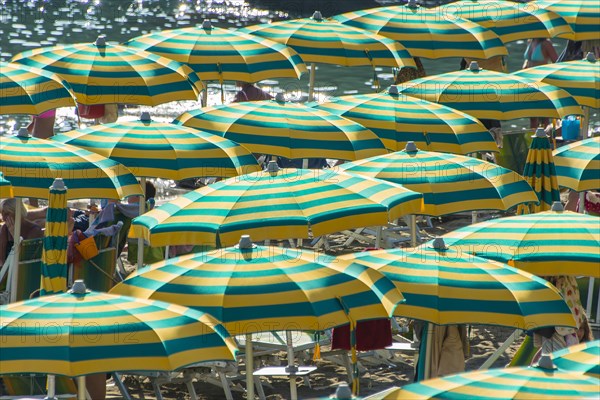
[0,237,44,303]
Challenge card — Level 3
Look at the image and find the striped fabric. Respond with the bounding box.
[552,136,600,191]
[11,39,203,106]
[51,118,261,180]
[109,245,404,335]
[0,62,75,115]
[552,340,600,378]
[397,67,584,120]
[0,132,142,200]
[513,55,600,109]
[130,168,423,247]
[435,0,575,43]
[534,0,600,41]
[341,246,576,329]
[0,288,237,376]
[174,100,388,161]
[340,146,537,216]
[40,180,68,296]
[438,210,600,278]
[315,91,498,154]
[240,14,415,68]
[0,173,13,198]
[334,4,508,59]
[381,366,600,399]
[125,23,306,83]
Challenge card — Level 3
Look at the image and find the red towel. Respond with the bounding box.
[331,319,392,351]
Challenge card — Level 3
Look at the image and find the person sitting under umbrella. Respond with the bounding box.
[233,81,273,102]
[0,198,44,265]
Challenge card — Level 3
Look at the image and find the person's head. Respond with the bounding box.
[0,198,27,222]
[145,181,156,200]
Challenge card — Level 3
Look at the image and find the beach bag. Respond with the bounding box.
[74,234,99,260]
[77,104,105,119]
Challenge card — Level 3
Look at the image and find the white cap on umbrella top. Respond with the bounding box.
[312,11,323,21]
[95,35,106,47]
[17,127,31,138]
[536,355,557,371]
[404,141,418,152]
[585,52,596,63]
[533,127,548,138]
[407,0,420,9]
[140,111,152,122]
[70,280,88,294]
[334,381,352,399]
[275,92,286,103]
[51,178,66,190]
[388,85,399,95]
[551,201,564,212]
[431,237,449,250]
[202,19,212,30]
[469,61,480,71]
[238,234,255,249]
[266,160,280,175]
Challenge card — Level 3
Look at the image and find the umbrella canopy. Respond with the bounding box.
[0,62,76,115]
[130,161,423,248]
[0,128,142,200]
[51,112,261,180]
[11,35,203,106]
[174,97,388,161]
[124,20,307,83]
[533,0,600,41]
[513,52,600,109]
[397,61,583,120]
[340,239,576,329]
[314,88,498,154]
[333,3,508,59]
[0,280,237,376]
[0,173,13,198]
[437,202,600,278]
[340,142,538,216]
[552,340,600,378]
[435,0,574,43]
[40,178,69,296]
[552,136,600,191]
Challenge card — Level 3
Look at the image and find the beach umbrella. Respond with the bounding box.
[513,52,600,109]
[552,340,600,378]
[552,136,600,191]
[516,128,560,214]
[333,2,508,60]
[435,0,574,43]
[340,142,538,217]
[174,96,388,162]
[397,61,583,120]
[241,11,416,101]
[0,62,76,115]
[130,161,423,248]
[0,173,13,198]
[533,0,600,41]
[11,35,203,106]
[315,88,498,154]
[40,178,69,296]
[438,202,600,278]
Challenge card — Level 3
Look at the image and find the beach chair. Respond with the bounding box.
[0,375,77,399]
[0,237,44,303]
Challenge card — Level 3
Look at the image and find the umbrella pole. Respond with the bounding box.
[308,63,316,102]
[286,331,298,400]
[76,376,86,400]
[410,215,417,248]
[471,211,478,224]
[423,322,433,380]
[165,245,170,260]
[9,198,23,303]
[246,333,254,400]
[375,226,382,248]
[47,374,56,399]
[202,89,208,107]
[579,192,585,213]
[137,177,146,270]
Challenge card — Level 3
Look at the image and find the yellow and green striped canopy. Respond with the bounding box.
[0,282,237,377]
[534,0,600,41]
[110,244,404,335]
[0,62,76,115]
[0,130,142,200]
[341,245,576,329]
[40,179,69,296]
[513,54,600,109]
[11,36,203,106]
[435,0,575,43]
[51,114,261,180]
[334,4,508,59]
[552,340,600,378]
[174,99,387,161]
[125,20,307,83]
[130,166,423,247]
[380,366,600,399]
[552,136,600,191]
[340,144,537,216]
[438,209,600,278]
[314,89,498,154]
[397,64,584,120]
[241,12,415,68]
[0,173,13,198]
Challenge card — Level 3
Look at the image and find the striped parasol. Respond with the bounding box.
[125,20,306,84]
[0,173,13,198]
[11,35,203,106]
[315,87,499,154]
[552,340,600,378]
[0,62,76,115]
[334,2,508,59]
[130,161,423,248]
[435,0,575,43]
[438,202,600,278]
[533,0,600,41]
[174,97,387,162]
[552,136,600,191]
[513,52,600,109]
[340,142,537,216]
[40,178,69,296]
[0,280,237,377]
[397,61,584,120]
